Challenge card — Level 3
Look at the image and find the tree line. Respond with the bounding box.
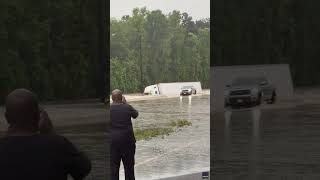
[212,0,320,87]
[110,8,210,93]
[0,0,107,104]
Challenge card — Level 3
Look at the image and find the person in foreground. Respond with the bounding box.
[111,89,139,180]
[0,88,91,180]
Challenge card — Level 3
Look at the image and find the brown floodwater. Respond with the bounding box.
[212,103,320,180]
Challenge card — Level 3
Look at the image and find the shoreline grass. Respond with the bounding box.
[134,119,192,141]
[134,128,173,141]
[169,119,192,128]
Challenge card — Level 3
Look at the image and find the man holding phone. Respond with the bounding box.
[0,88,91,180]
[110,89,139,180]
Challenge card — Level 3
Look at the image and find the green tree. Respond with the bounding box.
[0,0,106,104]
[110,8,210,93]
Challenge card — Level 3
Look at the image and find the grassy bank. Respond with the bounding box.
[134,119,192,141]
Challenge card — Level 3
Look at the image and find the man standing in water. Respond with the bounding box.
[111,89,139,180]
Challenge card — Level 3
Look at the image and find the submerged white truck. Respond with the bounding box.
[143,82,202,96]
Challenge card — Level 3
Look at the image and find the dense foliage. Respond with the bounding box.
[111,8,210,93]
[0,0,106,103]
[212,0,319,86]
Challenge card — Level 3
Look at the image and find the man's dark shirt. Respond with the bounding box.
[110,103,139,146]
[0,133,91,180]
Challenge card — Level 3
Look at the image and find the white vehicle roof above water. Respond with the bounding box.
[144,82,202,96]
[143,84,160,95]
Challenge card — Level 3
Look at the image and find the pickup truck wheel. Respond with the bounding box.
[268,92,276,104]
[256,94,262,105]
[194,90,197,95]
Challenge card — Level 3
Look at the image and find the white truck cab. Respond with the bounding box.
[143,84,160,95]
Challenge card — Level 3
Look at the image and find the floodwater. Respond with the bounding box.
[212,103,320,180]
[119,95,210,180]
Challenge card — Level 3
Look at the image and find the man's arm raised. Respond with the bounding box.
[129,105,139,119]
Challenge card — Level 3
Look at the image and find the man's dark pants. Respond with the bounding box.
[111,142,136,180]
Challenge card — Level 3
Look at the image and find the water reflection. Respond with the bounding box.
[180,96,183,117]
[188,96,192,120]
[224,110,231,159]
[217,101,320,180]
[216,104,320,179]
[223,107,261,180]
[250,108,261,180]
[251,108,261,140]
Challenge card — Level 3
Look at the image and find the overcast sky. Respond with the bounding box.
[111,0,210,20]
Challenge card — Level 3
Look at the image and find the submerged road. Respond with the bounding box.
[119,95,210,180]
[212,101,320,180]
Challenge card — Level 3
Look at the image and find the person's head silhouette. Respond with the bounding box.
[5,88,40,135]
[112,89,123,103]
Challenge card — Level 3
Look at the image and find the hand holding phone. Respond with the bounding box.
[122,96,127,104]
[39,107,54,133]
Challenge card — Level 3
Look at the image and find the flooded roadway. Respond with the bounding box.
[119,95,210,180]
[212,103,320,180]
